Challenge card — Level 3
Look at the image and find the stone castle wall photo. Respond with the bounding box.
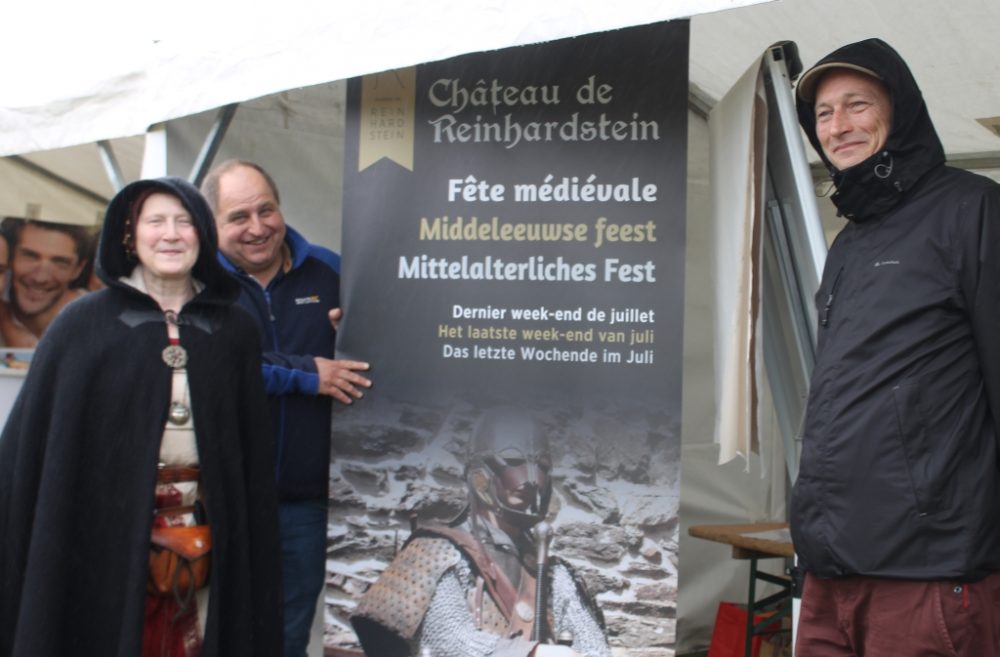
[323,397,682,656]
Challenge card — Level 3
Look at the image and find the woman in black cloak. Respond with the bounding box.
[0,177,283,657]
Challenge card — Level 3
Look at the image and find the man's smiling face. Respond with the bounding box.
[814,68,892,171]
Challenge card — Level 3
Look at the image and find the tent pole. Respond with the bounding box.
[141,124,168,178]
[97,140,126,193]
[758,42,826,484]
[188,104,239,187]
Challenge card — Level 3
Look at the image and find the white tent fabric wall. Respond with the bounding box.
[691,0,1000,167]
[678,103,789,652]
[164,83,348,252]
[0,158,105,225]
[709,54,768,468]
[0,136,144,226]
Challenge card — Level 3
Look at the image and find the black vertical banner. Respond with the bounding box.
[333,20,688,653]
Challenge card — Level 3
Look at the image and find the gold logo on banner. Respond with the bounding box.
[359,67,416,171]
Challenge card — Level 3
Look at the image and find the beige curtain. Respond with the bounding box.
[709,55,769,467]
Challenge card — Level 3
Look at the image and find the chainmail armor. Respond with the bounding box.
[547,561,610,657]
[413,544,611,657]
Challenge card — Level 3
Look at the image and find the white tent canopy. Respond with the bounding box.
[4,0,998,223]
[2,0,766,156]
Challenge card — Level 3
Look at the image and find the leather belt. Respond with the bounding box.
[153,504,197,517]
[157,465,200,484]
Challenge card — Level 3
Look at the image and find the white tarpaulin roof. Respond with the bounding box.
[3,0,998,219]
[1,0,767,157]
[4,0,999,159]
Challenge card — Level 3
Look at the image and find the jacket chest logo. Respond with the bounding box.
[295,295,321,305]
[873,260,900,268]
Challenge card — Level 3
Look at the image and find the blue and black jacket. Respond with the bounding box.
[219,225,341,502]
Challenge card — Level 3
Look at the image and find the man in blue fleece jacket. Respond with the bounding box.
[203,160,372,657]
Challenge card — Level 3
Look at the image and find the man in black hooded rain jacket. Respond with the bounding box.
[791,39,1000,656]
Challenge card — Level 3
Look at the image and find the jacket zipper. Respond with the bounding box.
[260,282,285,482]
[820,266,844,328]
[263,288,277,336]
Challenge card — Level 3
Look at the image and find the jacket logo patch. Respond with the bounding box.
[295,295,321,305]
[874,260,900,267]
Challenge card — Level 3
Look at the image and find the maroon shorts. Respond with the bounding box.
[796,571,1000,656]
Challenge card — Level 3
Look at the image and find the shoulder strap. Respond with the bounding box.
[414,525,519,622]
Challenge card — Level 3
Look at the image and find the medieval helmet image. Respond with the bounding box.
[465,410,553,528]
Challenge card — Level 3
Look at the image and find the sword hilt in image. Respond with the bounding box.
[532,521,552,642]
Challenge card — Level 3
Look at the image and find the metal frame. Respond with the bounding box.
[758,42,827,486]
[744,553,793,657]
[188,104,239,187]
[751,40,829,657]
[97,140,126,193]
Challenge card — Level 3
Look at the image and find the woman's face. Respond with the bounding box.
[135,193,200,282]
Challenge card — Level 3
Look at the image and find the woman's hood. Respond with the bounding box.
[96,176,238,301]
[795,38,945,221]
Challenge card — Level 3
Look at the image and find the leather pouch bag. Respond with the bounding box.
[148,525,212,598]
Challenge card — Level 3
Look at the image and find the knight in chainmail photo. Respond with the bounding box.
[350,410,612,657]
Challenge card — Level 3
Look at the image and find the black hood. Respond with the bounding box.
[796,38,945,221]
[97,176,238,303]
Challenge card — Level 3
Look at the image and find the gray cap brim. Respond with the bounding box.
[797,62,882,102]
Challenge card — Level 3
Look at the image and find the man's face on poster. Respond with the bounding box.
[11,224,85,320]
[490,447,551,514]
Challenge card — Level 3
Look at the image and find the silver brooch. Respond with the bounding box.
[162,345,188,369]
[168,401,191,425]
